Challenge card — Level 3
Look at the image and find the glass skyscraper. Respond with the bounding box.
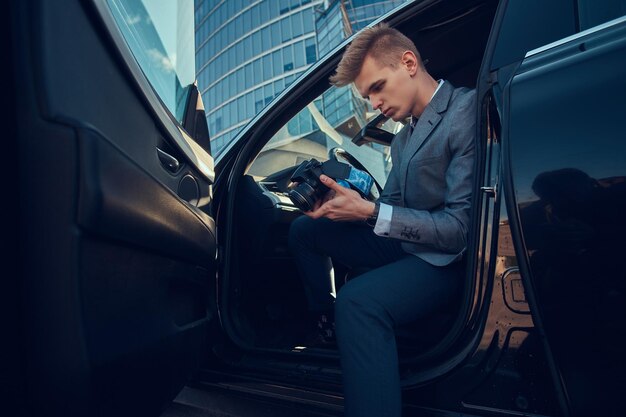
[194,0,322,155]
[194,0,406,155]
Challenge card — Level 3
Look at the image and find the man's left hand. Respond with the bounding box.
[306,175,375,222]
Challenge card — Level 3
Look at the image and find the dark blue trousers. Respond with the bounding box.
[288,216,462,417]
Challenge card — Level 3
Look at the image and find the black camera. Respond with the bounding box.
[288,158,373,212]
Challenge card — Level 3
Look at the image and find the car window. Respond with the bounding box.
[246,84,404,187]
[107,0,196,123]
[578,0,626,31]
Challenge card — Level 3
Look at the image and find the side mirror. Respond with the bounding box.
[182,82,211,155]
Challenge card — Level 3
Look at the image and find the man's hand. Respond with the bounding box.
[306,175,376,221]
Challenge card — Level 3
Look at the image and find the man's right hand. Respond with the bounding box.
[306,188,336,214]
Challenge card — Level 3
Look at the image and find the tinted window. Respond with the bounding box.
[491,0,575,70]
[108,0,195,123]
[578,0,626,30]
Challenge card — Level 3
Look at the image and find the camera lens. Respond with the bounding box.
[288,182,317,211]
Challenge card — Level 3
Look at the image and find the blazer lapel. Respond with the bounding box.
[399,82,455,193]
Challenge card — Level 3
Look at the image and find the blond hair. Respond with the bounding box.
[330,23,422,87]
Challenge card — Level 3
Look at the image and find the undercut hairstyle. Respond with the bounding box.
[330,22,422,87]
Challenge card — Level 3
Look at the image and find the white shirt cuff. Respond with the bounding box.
[373,203,392,236]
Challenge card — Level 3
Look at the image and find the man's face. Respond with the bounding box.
[354,54,416,122]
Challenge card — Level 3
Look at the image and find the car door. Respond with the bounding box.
[10,0,219,416]
[482,0,626,416]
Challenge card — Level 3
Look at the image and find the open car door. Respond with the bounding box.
[481,0,626,416]
[9,0,219,415]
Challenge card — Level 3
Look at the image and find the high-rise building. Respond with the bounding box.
[194,0,322,155]
[194,0,406,155]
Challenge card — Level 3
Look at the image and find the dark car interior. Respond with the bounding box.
[217,0,500,362]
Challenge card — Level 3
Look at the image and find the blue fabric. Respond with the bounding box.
[336,166,373,197]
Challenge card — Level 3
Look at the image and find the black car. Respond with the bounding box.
[3,0,625,416]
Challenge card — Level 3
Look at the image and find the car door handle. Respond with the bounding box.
[481,185,497,198]
[157,148,180,173]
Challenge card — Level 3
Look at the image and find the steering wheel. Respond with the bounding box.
[328,147,383,201]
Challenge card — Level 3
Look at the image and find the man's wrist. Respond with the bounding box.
[365,202,380,227]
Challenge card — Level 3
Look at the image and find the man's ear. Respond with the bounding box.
[401,51,418,76]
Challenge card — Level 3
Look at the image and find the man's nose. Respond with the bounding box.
[371,96,383,110]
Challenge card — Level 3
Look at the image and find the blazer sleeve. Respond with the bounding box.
[378,155,402,206]
[387,93,476,254]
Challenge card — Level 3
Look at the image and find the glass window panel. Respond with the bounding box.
[243,10,251,32]
[263,55,272,79]
[578,0,626,30]
[228,22,236,44]
[234,68,244,92]
[294,40,305,68]
[228,102,235,126]
[249,5,258,27]
[274,80,283,96]
[273,79,284,95]
[245,64,253,89]
[253,32,262,53]
[287,116,299,135]
[291,12,303,38]
[215,117,222,134]
[282,44,293,67]
[253,59,262,84]
[222,76,229,101]
[305,44,316,64]
[243,36,252,61]
[281,16,292,41]
[246,91,254,118]
[208,60,215,80]
[264,84,273,102]
[303,8,314,33]
[262,27,272,51]
[260,3,270,22]
[227,0,235,17]
[272,50,282,75]
[228,47,235,69]
[215,81,221,104]
[255,99,264,113]
[271,22,281,45]
[237,96,245,122]
[236,41,244,66]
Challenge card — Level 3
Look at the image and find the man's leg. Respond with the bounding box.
[288,216,405,312]
[334,255,462,417]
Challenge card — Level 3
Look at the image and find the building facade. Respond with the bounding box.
[194,0,406,155]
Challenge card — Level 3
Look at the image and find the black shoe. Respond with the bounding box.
[302,330,336,349]
[301,313,336,348]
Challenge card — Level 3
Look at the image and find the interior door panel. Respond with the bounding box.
[77,127,216,266]
[13,0,217,415]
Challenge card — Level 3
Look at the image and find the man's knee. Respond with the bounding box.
[335,282,392,330]
[288,216,334,250]
[288,215,315,249]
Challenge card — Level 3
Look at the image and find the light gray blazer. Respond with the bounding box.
[378,81,476,266]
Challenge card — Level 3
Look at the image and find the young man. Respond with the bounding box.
[288,23,476,417]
